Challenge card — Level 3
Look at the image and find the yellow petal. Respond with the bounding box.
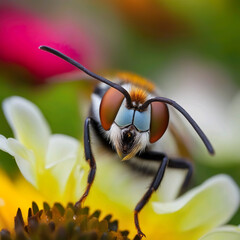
[0,170,44,230]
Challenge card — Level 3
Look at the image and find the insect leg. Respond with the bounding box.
[139,151,193,191]
[75,117,96,208]
[168,158,193,192]
[139,151,193,190]
[134,153,168,238]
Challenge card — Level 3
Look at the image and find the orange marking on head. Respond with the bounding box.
[116,72,155,92]
[130,87,147,104]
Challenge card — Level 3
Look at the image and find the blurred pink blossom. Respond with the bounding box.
[0,5,103,83]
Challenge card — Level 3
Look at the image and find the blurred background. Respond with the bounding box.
[0,0,239,224]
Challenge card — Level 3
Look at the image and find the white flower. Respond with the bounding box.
[0,96,239,240]
[199,225,240,240]
[87,162,240,239]
[150,175,240,240]
[0,96,86,204]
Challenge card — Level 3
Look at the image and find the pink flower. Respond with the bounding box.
[0,5,103,83]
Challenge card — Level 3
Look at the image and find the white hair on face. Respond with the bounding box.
[123,130,149,160]
[107,123,150,160]
[107,123,122,152]
[134,130,149,154]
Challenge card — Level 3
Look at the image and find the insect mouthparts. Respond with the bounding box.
[122,129,135,152]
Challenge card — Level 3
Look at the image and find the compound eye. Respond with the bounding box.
[133,108,151,132]
[100,87,124,130]
[150,102,169,143]
[114,100,134,128]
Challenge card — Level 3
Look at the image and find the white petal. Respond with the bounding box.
[45,134,79,168]
[72,164,86,200]
[3,96,51,158]
[153,175,240,231]
[47,156,77,195]
[71,142,87,200]
[199,226,240,240]
[157,168,187,202]
[0,135,14,155]
[0,136,36,185]
[5,138,37,186]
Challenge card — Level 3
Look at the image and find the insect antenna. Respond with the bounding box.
[39,45,133,108]
[140,97,215,155]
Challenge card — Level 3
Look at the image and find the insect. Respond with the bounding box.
[40,46,214,238]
